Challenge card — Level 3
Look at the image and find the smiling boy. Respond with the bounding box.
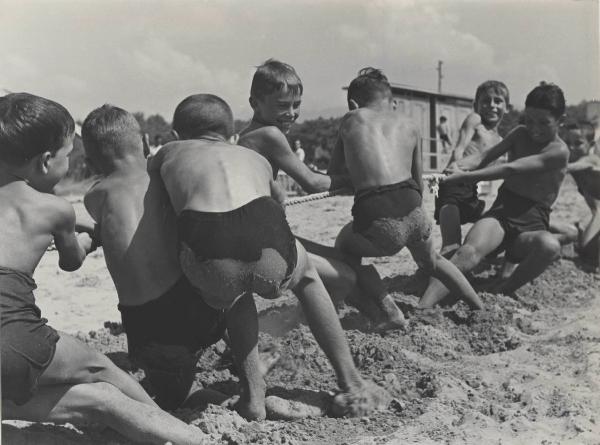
[434,81,509,257]
[420,83,569,306]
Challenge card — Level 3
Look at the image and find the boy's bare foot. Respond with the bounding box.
[232,396,267,421]
[265,390,330,420]
[373,294,407,331]
[329,380,392,417]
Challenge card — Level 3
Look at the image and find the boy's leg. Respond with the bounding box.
[421,218,505,307]
[224,292,266,420]
[438,204,463,256]
[549,220,579,245]
[39,332,156,407]
[497,230,561,294]
[287,240,390,414]
[334,222,390,261]
[307,252,356,307]
[580,206,600,249]
[3,383,207,445]
[411,237,483,310]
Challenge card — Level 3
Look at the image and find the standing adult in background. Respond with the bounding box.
[437,116,453,153]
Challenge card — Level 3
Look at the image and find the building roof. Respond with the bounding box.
[389,82,473,103]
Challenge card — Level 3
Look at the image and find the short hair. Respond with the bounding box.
[440,116,447,122]
[474,80,510,107]
[525,82,565,118]
[173,94,234,139]
[0,92,74,164]
[563,120,596,144]
[250,59,303,100]
[347,67,392,107]
[82,105,142,163]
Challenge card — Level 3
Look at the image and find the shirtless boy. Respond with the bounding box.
[552,121,600,268]
[421,83,569,305]
[0,93,207,444]
[151,93,389,421]
[239,59,384,321]
[329,68,483,321]
[82,104,225,410]
[434,81,509,257]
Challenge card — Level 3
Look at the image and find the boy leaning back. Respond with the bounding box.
[150,93,389,421]
[238,59,387,323]
[421,83,569,307]
[0,93,208,445]
[82,105,225,411]
[434,81,509,257]
[329,68,483,321]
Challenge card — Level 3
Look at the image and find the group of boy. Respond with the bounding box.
[2,58,598,443]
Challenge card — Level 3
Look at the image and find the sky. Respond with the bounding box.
[1,0,598,122]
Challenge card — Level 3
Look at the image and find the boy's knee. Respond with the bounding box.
[536,233,561,260]
[453,244,482,268]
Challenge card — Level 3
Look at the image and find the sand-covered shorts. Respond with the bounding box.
[352,178,432,256]
[1,266,60,405]
[178,196,297,308]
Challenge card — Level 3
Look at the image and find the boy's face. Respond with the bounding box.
[565,129,592,160]
[252,86,301,134]
[44,135,74,189]
[523,107,561,145]
[475,89,507,126]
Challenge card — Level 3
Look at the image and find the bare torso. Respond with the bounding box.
[340,109,418,190]
[157,140,273,214]
[85,168,181,306]
[0,181,64,274]
[503,130,568,207]
[239,123,280,178]
[463,122,503,158]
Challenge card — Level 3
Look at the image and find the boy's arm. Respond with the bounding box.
[447,113,480,164]
[327,135,354,190]
[270,178,287,206]
[83,184,104,247]
[567,156,600,173]
[445,139,567,185]
[411,126,423,192]
[450,126,519,172]
[52,199,93,272]
[262,128,338,193]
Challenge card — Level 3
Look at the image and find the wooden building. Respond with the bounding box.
[390,83,473,171]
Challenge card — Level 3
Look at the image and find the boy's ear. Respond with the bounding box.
[40,151,52,174]
[229,133,240,145]
[348,99,359,110]
[170,129,180,140]
[249,96,258,111]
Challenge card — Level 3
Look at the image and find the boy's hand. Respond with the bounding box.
[77,232,95,254]
[444,162,463,175]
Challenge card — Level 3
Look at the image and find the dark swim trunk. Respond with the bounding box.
[482,186,551,263]
[1,267,60,405]
[178,196,297,307]
[119,275,226,410]
[434,181,486,225]
[352,178,432,256]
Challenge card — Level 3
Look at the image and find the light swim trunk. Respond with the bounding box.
[352,178,431,256]
[1,266,60,405]
[177,196,297,308]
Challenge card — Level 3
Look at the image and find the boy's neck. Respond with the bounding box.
[0,163,32,187]
[104,155,146,175]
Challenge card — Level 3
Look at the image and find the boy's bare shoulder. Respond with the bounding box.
[39,193,76,231]
[463,112,482,128]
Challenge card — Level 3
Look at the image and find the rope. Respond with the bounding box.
[283,173,445,206]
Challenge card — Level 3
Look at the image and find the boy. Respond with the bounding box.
[434,81,509,257]
[0,93,208,444]
[436,115,452,153]
[329,68,483,322]
[551,121,600,267]
[150,93,389,421]
[82,104,226,411]
[239,59,385,323]
[421,82,569,306]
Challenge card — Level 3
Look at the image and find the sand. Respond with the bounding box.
[2,177,600,444]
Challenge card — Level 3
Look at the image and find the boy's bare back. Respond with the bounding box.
[153,139,275,214]
[84,168,181,306]
[339,108,419,190]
